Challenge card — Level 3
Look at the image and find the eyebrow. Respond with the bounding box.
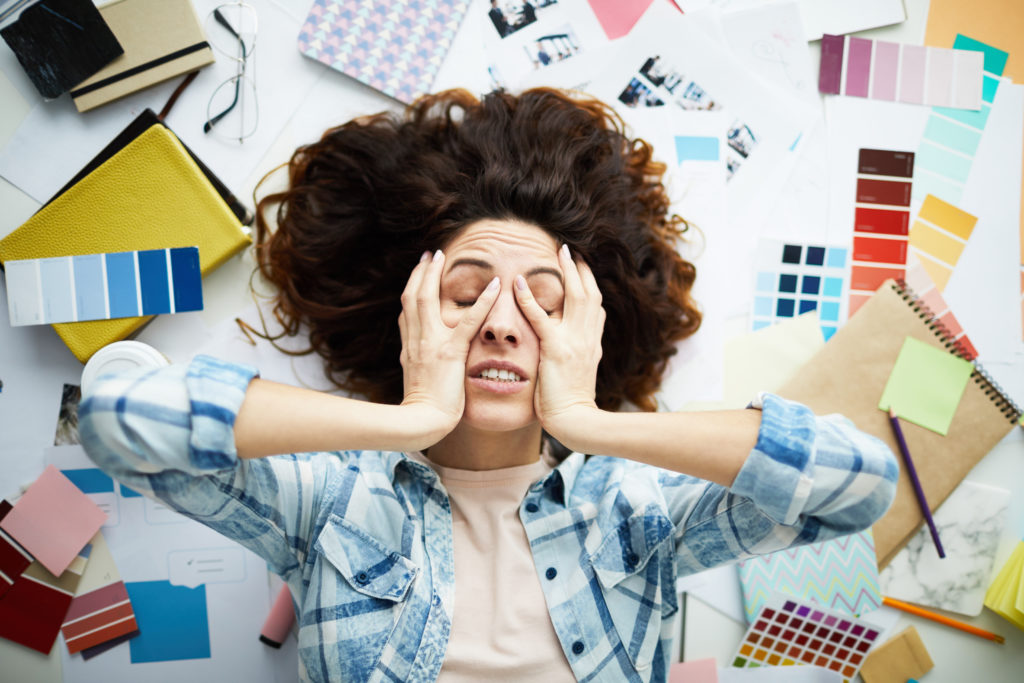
[446,257,563,284]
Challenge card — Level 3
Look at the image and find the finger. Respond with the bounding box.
[513,274,555,338]
[454,276,500,342]
[416,249,445,331]
[577,259,604,328]
[401,252,431,342]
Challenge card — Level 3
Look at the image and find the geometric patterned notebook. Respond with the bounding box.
[298,0,471,104]
[738,530,882,623]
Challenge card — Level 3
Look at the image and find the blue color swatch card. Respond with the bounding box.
[4,247,202,327]
[752,239,849,341]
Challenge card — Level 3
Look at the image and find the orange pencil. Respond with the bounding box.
[882,597,1005,644]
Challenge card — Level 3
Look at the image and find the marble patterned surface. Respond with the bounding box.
[879,479,1010,616]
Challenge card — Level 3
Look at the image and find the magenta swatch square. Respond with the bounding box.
[845,37,873,97]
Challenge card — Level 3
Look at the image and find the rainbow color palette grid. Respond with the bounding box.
[849,148,913,315]
[913,35,1008,204]
[819,34,984,110]
[4,246,202,327]
[752,239,848,341]
[731,597,882,682]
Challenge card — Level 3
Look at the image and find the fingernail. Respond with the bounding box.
[515,274,527,291]
[420,251,430,263]
[560,243,570,259]
[486,276,500,292]
[433,249,443,262]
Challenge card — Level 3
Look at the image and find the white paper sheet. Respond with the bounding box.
[44,445,297,683]
[945,82,1024,363]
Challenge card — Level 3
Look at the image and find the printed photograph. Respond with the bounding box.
[617,77,663,108]
[487,0,557,39]
[54,383,82,446]
[523,24,581,69]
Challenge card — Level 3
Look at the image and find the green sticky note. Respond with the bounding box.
[878,337,973,435]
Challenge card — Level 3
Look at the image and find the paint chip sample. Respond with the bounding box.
[0,465,107,577]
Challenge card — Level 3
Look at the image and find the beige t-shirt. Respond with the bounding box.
[415,453,577,681]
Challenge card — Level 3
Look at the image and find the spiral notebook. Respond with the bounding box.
[776,279,1021,569]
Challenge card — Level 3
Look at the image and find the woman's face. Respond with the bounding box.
[440,218,565,432]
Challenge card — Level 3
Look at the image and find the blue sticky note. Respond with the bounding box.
[127,580,211,663]
[675,135,719,162]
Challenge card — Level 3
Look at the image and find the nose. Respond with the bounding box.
[480,289,524,346]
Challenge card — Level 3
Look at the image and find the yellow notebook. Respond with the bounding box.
[0,125,249,363]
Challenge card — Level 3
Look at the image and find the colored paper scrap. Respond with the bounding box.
[983,538,1024,630]
[0,465,106,576]
[670,657,718,683]
[587,0,653,40]
[859,626,933,683]
[738,530,881,623]
[126,580,211,663]
[878,336,973,436]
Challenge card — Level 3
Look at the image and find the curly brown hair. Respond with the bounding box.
[253,87,701,412]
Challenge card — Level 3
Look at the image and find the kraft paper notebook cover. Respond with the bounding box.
[69,0,214,113]
[0,125,249,363]
[776,279,1020,569]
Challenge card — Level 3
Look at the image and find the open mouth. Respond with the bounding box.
[475,368,524,383]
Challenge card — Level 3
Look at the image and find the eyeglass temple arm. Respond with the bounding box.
[203,77,242,133]
[213,8,248,59]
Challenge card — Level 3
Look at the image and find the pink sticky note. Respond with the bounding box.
[588,0,655,40]
[0,466,107,577]
[669,657,718,683]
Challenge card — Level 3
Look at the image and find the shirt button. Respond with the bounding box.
[545,567,557,580]
[525,502,539,513]
[627,552,640,567]
[572,641,585,655]
[355,572,369,585]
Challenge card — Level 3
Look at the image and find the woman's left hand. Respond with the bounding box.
[514,244,605,446]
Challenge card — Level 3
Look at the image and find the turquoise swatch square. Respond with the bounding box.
[754,296,773,316]
[823,277,843,297]
[820,301,840,322]
[827,248,847,268]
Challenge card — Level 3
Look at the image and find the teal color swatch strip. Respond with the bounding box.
[675,135,719,162]
[923,116,982,155]
[916,143,973,183]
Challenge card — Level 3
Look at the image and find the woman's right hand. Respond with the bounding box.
[397,250,499,444]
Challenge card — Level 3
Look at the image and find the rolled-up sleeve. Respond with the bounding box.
[670,393,898,574]
[78,354,342,581]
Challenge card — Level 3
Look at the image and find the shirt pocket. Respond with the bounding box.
[590,511,677,674]
[310,515,420,678]
[315,514,419,601]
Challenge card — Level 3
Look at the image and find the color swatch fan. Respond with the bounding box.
[297,0,471,104]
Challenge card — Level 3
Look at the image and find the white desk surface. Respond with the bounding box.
[1,1,1022,681]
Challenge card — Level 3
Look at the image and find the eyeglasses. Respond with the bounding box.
[203,2,259,143]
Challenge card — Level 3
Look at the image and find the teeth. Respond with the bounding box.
[479,368,521,382]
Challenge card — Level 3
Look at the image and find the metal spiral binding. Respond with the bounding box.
[892,280,1022,425]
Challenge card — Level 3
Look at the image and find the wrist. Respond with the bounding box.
[394,401,460,451]
[541,403,605,455]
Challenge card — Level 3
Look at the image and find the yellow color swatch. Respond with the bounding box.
[918,195,978,240]
[910,220,966,266]
[915,254,953,290]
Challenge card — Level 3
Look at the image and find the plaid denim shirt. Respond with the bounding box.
[79,355,897,683]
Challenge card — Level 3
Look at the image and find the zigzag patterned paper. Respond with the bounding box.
[737,530,882,623]
[297,0,471,105]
